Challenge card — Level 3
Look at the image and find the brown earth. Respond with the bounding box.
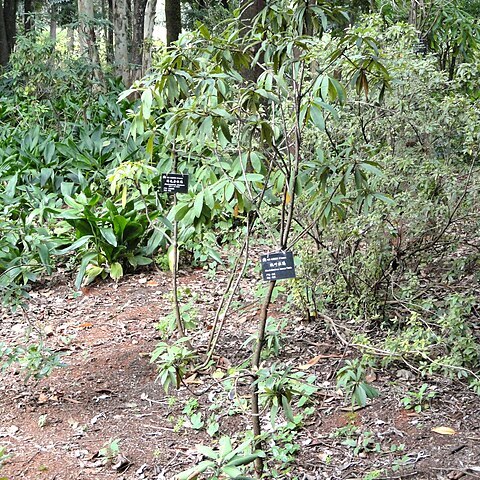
[1,267,479,480]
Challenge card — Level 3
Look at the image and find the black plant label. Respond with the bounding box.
[161,173,189,194]
[261,251,296,281]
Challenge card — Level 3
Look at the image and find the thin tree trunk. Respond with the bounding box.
[78,0,102,78]
[240,0,265,82]
[165,0,181,45]
[104,0,114,62]
[131,0,148,81]
[67,26,75,51]
[409,0,424,28]
[251,279,275,477]
[143,0,156,74]
[50,5,57,41]
[112,0,130,85]
[0,3,9,66]
[171,153,194,352]
[24,0,33,32]
[3,0,16,54]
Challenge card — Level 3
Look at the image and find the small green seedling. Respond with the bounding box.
[401,384,437,413]
[99,438,121,462]
[175,436,263,480]
[337,359,380,407]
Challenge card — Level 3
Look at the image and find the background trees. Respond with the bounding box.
[0,0,16,66]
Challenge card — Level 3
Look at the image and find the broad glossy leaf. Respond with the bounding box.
[100,227,118,247]
[55,235,93,255]
[193,191,204,218]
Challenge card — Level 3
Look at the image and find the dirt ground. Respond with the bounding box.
[1,266,479,480]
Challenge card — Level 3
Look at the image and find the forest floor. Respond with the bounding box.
[1,264,480,480]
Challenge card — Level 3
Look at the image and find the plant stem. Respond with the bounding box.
[251,279,276,477]
[171,153,193,351]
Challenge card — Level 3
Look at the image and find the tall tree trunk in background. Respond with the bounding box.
[409,0,425,29]
[24,0,33,32]
[106,0,114,63]
[0,2,9,66]
[78,0,103,80]
[143,0,157,74]
[67,26,75,50]
[3,0,16,53]
[113,0,130,85]
[50,5,57,41]
[240,0,265,82]
[165,0,181,45]
[240,0,264,30]
[130,0,147,81]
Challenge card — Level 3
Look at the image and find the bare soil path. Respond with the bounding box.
[1,267,479,480]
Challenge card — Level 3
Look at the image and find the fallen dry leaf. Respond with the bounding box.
[340,405,366,412]
[184,373,202,384]
[298,354,343,370]
[432,426,457,435]
[77,322,93,329]
[38,393,49,404]
[44,325,55,336]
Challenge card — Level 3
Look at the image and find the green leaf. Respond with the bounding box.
[219,436,233,458]
[360,162,384,177]
[55,236,93,255]
[193,191,204,218]
[128,255,152,267]
[373,193,394,205]
[100,227,118,247]
[245,173,264,182]
[40,167,53,187]
[43,142,55,164]
[142,88,153,120]
[228,452,264,467]
[145,229,165,255]
[5,173,18,197]
[168,245,176,273]
[109,262,123,281]
[281,394,295,422]
[171,203,190,221]
[204,188,215,209]
[196,445,217,459]
[175,460,215,480]
[309,103,325,130]
[225,182,235,202]
[250,152,262,172]
[75,252,98,289]
[353,385,367,407]
[113,215,129,237]
[206,420,219,437]
[362,383,380,399]
[123,222,144,242]
[38,244,50,271]
[83,265,104,286]
[190,412,204,429]
[207,248,222,264]
[221,465,243,478]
